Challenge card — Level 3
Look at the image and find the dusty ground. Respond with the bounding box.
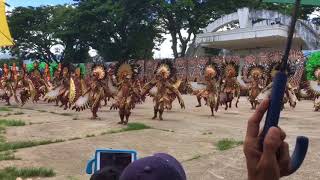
[0,95,319,180]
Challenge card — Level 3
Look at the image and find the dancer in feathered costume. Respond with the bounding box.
[110,61,141,124]
[165,75,183,110]
[15,64,36,106]
[142,59,185,120]
[194,62,220,116]
[305,52,320,111]
[45,63,72,109]
[245,63,266,109]
[69,65,87,108]
[44,63,51,82]
[27,62,50,102]
[72,64,109,119]
[52,63,62,86]
[0,64,15,105]
[11,63,18,82]
[219,61,240,110]
[101,64,117,106]
[257,62,297,109]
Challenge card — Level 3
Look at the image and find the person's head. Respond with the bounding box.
[156,65,170,81]
[120,153,186,180]
[250,68,263,80]
[75,67,81,78]
[204,66,217,81]
[62,67,69,77]
[92,65,106,81]
[226,67,236,78]
[90,166,122,180]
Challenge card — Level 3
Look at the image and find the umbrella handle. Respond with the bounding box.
[260,71,308,174]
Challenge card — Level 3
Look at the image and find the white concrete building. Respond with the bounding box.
[192,8,320,57]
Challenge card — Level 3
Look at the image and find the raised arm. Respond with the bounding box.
[141,79,156,97]
[166,81,185,109]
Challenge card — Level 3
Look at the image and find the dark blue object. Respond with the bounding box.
[120,153,186,180]
[290,136,309,173]
[262,72,288,133]
[261,71,309,174]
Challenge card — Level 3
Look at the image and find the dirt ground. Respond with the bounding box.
[0,95,319,180]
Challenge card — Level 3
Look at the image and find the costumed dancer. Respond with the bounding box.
[0,64,15,105]
[27,62,50,102]
[51,63,62,106]
[244,63,266,109]
[219,61,240,110]
[257,62,297,109]
[72,64,110,119]
[160,74,183,110]
[142,60,185,120]
[102,64,117,106]
[45,63,72,109]
[305,53,320,111]
[69,65,87,108]
[193,62,220,116]
[15,64,36,106]
[110,61,141,124]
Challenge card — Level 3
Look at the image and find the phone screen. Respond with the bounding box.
[99,152,133,171]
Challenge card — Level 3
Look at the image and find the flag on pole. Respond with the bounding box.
[0,0,14,47]
[263,0,320,6]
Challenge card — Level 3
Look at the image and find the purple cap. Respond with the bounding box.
[120,153,186,180]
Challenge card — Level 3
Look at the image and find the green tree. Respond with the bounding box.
[51,5,90,63]
[6,5,90,63]
[155,0,221,58]
[74,0,162,61]
[7,6,59,62]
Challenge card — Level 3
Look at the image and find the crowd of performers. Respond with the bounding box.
[0,56,319,125]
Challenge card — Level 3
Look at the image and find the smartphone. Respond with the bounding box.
[86,149,137,174]
[97,151,134,171]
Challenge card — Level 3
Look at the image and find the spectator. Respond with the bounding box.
[90,166,122,180]
[244,99,291,180]
[120,153,186,180]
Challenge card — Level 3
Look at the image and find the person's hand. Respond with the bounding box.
[244,99,291,180]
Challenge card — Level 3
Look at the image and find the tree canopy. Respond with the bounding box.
[3,0,318,62]
[74,0,162,61]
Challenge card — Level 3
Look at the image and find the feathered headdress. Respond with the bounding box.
[222,61,239,77]
[155,59,176,79]
[92,64,106,80]
[306,52,320,81]
[204,62,220,79]
[114,60,141,81]
[246,63,266,79]
[61,63,72,74]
